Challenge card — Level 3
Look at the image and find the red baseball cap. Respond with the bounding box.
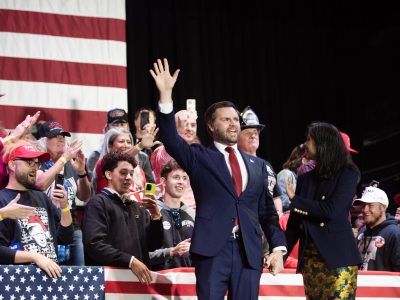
[340,132,358,154]
[7,144,50,164]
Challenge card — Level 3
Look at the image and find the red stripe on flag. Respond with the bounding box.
[0,57,127,88]
[357,286,400,298]
[104,268,400,298]
[0,105,107,134]
[259,285,305,296]
[0,9,126,42]
[105,281,198,296]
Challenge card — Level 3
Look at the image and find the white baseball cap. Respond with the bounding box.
[353,186,389,207]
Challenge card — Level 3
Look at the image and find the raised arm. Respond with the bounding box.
[35,140,83,191]
[149,58,180,104]
[1,111,40,149]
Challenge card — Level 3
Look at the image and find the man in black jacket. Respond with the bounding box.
[354,186,400,271]
[82,151,163,284]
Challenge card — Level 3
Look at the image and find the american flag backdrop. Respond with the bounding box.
[0,0,127,154]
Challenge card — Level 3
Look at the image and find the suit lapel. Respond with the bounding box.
[238,150,256,197]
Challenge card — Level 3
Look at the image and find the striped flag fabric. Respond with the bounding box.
[104,267,400,299]
[0,0,127,154]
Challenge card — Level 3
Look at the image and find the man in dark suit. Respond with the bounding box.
[150,58,287,300]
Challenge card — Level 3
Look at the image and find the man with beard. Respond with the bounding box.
[150,58,286,300]
[354,186,400,271]
[0,143,73,278]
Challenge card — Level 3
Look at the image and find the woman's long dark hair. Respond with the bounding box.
[307,122,359,180]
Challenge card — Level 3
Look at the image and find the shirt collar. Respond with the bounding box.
[103,187,130,202]
[213,141,239,155]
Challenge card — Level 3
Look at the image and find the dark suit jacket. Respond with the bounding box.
[158,110,286,271]
[285,168,363,271]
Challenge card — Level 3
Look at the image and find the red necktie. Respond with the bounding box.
[225,146,242,197]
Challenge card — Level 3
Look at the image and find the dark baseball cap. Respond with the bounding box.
[107,108,128,125]
[37,121,71,139]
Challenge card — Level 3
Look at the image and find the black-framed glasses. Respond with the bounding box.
[170,208,182,229]
[13,158,40,168]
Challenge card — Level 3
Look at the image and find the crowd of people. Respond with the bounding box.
[0,58,399,299]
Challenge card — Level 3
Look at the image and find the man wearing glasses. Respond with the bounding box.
[0,143,73,279]
[151,58,286,300]
[150,160,195,270]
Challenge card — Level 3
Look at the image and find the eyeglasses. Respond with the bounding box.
[13,158,40,168]
[170,208,182,229]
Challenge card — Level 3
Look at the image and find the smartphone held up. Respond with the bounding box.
[144,182,156,196]
[55,174,64,189]
[186,99,196,113]
[140,111,150,130]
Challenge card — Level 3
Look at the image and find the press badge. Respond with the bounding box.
[10,242,20,250]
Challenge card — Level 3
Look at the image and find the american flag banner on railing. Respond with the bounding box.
[0,265,104,300]
[104,267,400,300]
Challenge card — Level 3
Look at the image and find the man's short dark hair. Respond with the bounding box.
[160,160,184,179]
[101,151,137,176]
[204,101,239,136]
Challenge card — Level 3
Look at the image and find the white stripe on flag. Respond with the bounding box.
[70,132,104,157]
[0,0,126,19]
[0,32,126,66]
[356,274,400,287]
[259,272,304,285]
[0,80,127,112]
[105,269,197,285]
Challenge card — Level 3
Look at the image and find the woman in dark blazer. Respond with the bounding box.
[285,122,362,300]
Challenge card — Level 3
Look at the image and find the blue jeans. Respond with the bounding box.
[61,229,85,266]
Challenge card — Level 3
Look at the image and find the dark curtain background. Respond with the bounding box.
[126,1,399,208]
